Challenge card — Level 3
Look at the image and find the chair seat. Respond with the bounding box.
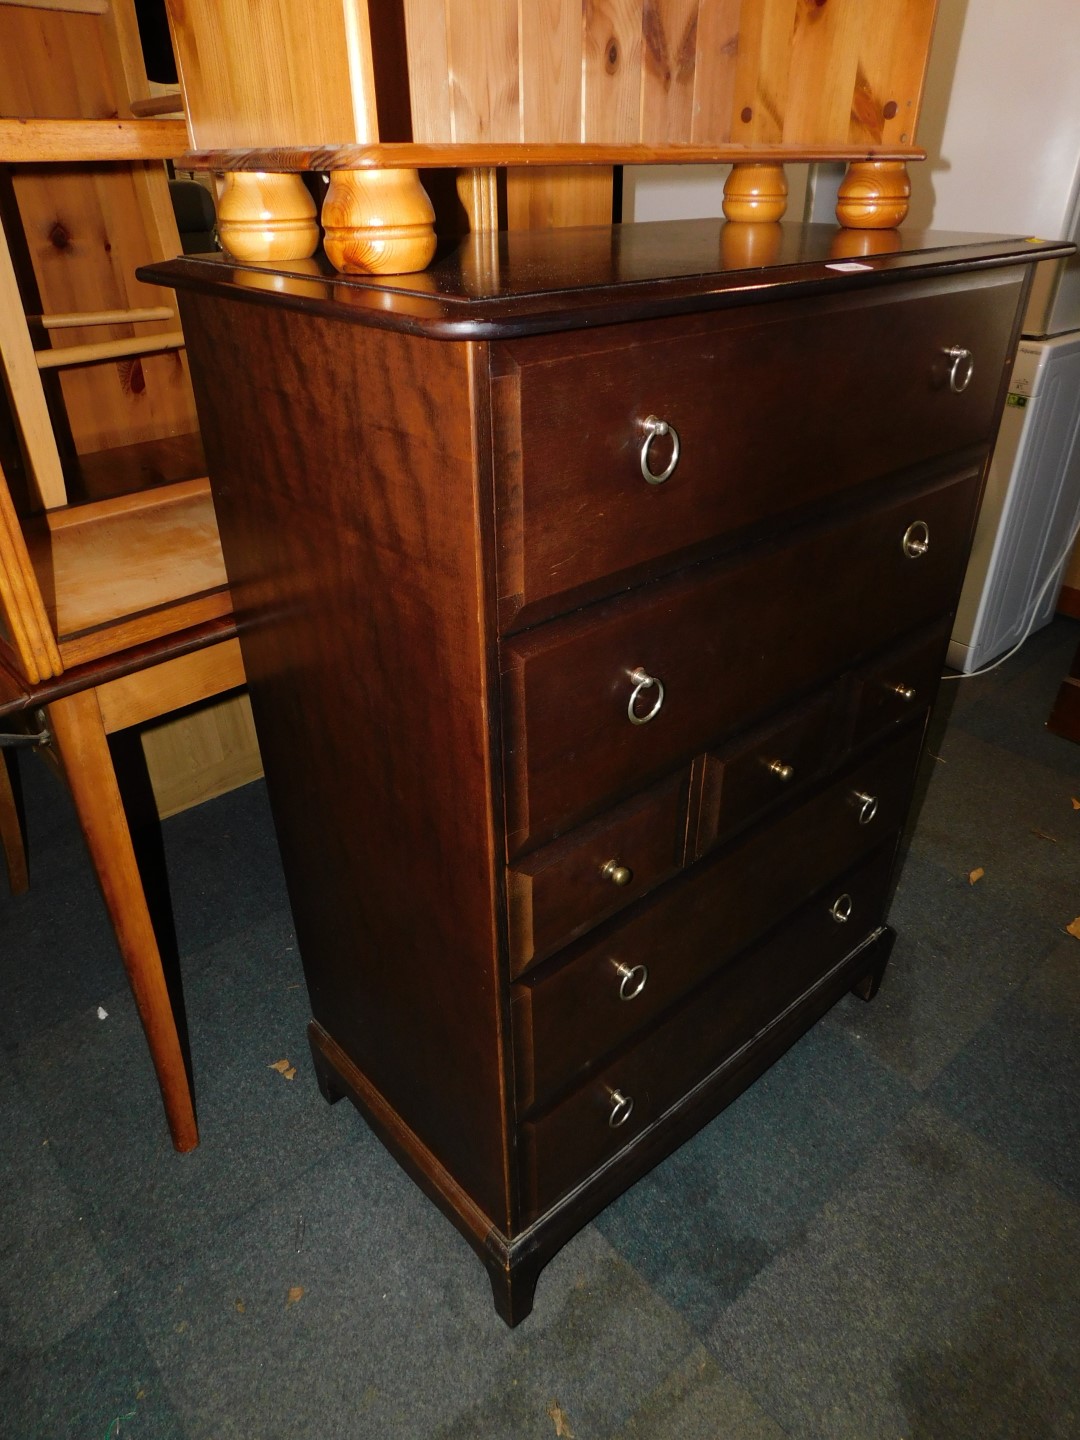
[23,478,232,668]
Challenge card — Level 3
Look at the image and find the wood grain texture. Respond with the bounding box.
[0,118,189,161]
[0,455,62,681]
[139,690,262,819]
[402,0,452,141]
[445,0,520,143]
[640,0,701,144]
[492,270,1024,627]
[398,0,939,151]
[49,685,199,1152]
[501,470,983,853]
[584,0,644,143]
[96,634,245,732]
[521,0,582,143]
[164,0,375,149]
[505,168,613,230]
[514,731,923,1113]
[151,225,1042,1320]
[181,140,925,173]
[177,290,514,1228]
[1,2,197,458]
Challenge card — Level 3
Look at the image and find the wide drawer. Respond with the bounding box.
[512,723,923,1112]
[492,270,1023,625]
[503,468,980,854]
[506,770,690,977]
[519,844,898,1221]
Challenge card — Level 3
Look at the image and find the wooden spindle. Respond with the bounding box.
[722,163,788,223]
[835,161,911,230]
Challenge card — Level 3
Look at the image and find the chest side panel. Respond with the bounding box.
[178,293,511,1228]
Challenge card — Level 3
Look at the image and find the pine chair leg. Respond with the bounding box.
[0,749,29,895]
[47,689,199,1153]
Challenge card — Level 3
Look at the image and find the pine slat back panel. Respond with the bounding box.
[165,0,378,148]
[0,2,198,456]
[404,0,938,148]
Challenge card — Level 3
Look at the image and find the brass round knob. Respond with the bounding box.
[612,960,649,1001]
[830,893,854,924]
[902,521,930,558]
[608,1088,635,1128]
[767,758,795,782]
[852,789,879,825]
[602,859,633,887]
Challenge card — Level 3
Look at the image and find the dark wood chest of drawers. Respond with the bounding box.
[149,221,1066,1324]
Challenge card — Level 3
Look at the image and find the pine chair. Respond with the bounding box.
[0,0,252,1152]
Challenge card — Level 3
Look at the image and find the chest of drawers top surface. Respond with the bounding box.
[146,221,1069,1326]
[149,220,1068,339]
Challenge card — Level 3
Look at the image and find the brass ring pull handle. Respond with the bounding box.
[608,1088,635,1128]
[612,960,649,1001]
[830,893,854,924]
[902,520,930,558]
[639,415,680,485]
[852,789,879,825]
[627,667,665,725]
[890,682,917,702]
[602,859,633,887]
[944,346,974,393]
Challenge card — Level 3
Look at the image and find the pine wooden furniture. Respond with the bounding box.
[147,220,1070,1318]
[163,0,941,269]
[0,0,261,1152]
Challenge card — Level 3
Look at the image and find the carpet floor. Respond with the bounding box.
[2,617,1078,1440]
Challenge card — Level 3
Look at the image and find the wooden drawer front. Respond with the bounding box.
[520,844,898,1220]
[513,724,921,1112]
[849,621,952,749]
[507,771,689,978]
[689,689,838,855]
[494,271,1023,623]
[504,470,980,853]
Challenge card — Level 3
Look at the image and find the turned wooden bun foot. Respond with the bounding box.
[322,168,437,275]
[722,163,788,223]
[835,161,911,230]
[216,172,320,262]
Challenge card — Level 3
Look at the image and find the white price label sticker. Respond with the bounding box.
[825,261,874,272]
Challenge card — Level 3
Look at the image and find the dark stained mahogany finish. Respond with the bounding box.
[521,843,900,1222]
[146,223,1059,1325]
[501,469,982,854]
[492,271,1023,624]
[506,769,690,976]
[513,725,925,1115]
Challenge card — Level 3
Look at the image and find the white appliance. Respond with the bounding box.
[918,0,1080,668]
[947,333,1080,672]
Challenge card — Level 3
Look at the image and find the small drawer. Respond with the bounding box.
[492,269,1024,626]
[506,770,690,977]
[512,723,924,1113]
[519,845,898,1221]
[849,621,951,748]
[502,468,980,853]
[690,689,838,856]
